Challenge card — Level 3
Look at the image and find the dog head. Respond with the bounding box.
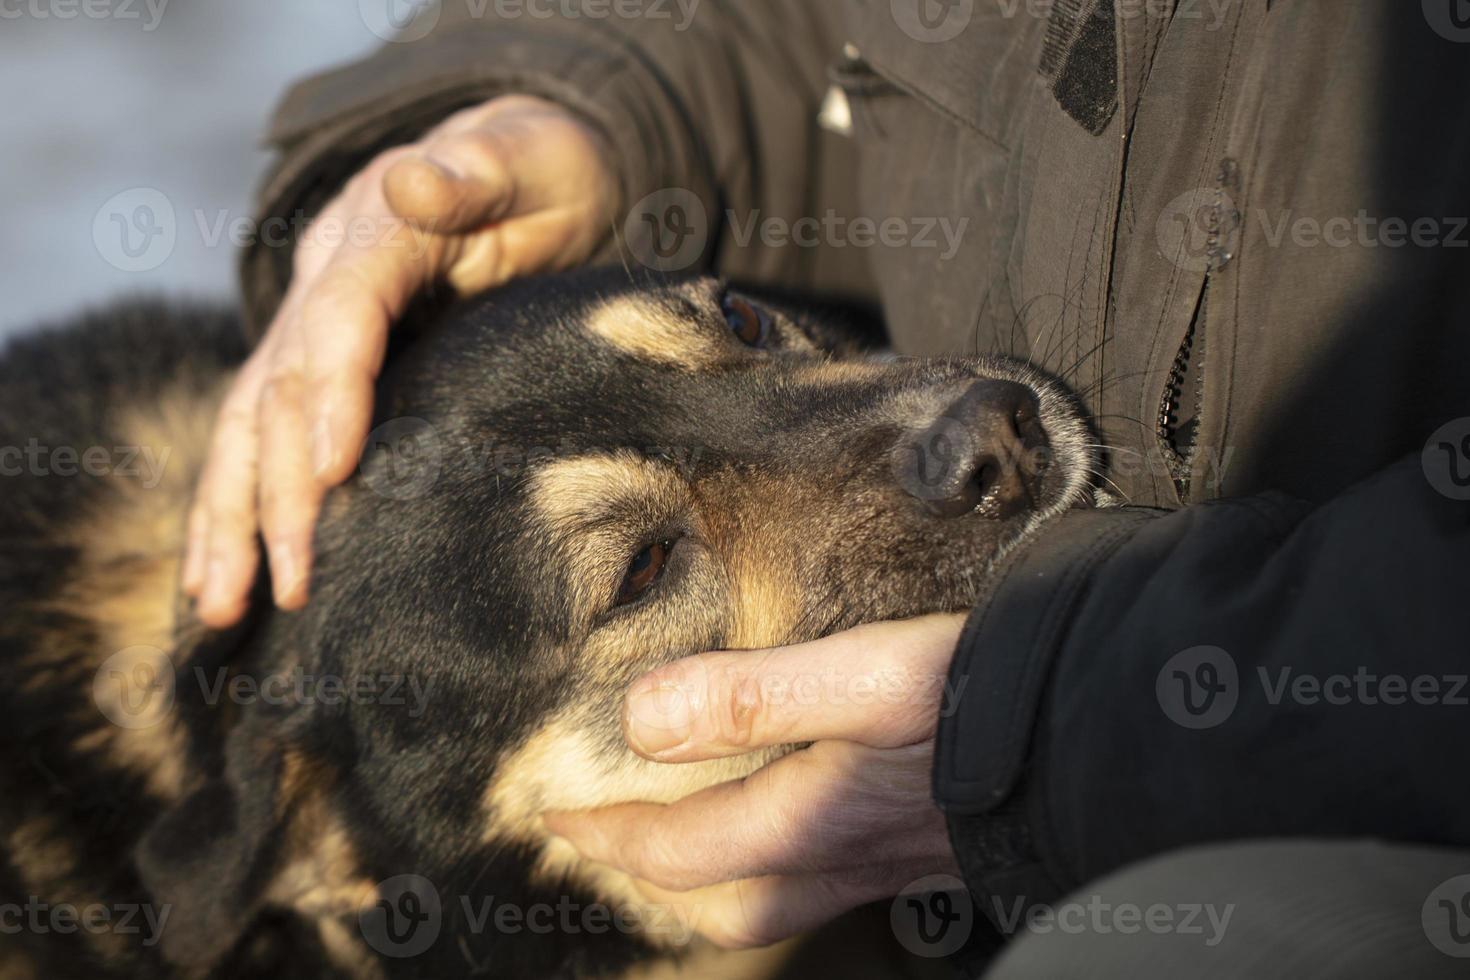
[142,269,1095,975]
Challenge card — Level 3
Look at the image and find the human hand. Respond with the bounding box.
[544,615,968,949]
[184,94,617,626]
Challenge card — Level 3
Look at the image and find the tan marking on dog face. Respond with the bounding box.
[718,511,803,652]
[497,461,824,942]
[481,712,783,933]
[586,295,721,368]
[528,453,693,629]
[695,469,810,652]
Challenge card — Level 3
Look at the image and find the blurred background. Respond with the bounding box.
[0,2,382,338]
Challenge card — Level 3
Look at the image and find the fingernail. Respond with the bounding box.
[311,413,334,478]
[271,542,305,604]
[624,681,691,756]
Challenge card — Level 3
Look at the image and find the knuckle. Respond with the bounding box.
[256,483,291,533]
[711,668,765,748]
[703,888,780,949]
[209,504,256,543]
[449,130,504,168]
[630,835,694,892]
[702,920,762,950]
[257,373,300,414]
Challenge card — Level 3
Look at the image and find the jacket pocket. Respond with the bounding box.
[841,0,1044,148]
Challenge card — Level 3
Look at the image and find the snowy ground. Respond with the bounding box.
[0,2,383,338]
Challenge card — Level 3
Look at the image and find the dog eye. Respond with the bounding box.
[722,295,770,347]
[616,540,674,606]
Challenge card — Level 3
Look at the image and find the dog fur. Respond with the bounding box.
[0,270,1095,978]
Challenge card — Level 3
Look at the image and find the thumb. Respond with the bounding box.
[621,615,966,763]
[382,137,513,235]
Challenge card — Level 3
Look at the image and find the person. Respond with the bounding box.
[183,2,1470,974]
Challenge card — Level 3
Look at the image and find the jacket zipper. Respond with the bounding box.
[1157,285,1205,499]
[1157,158,1239,500]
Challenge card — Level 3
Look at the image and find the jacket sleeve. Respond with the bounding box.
[239,2,857,338]
[933,453,1470,917]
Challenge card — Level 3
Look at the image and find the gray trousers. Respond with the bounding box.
[984,841,1470,980]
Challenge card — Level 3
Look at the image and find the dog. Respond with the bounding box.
[0,269,1096,978]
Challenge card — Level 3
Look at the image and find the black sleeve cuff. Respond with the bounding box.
[934,507,1157,815]
[931,506,1157,924]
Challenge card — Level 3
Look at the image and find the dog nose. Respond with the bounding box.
[893,380,1049,519]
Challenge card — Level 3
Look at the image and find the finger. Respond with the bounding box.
[293,257,403,487]
[255,370,320,609]
[440,207,597,294]
[621,615,965,762]
[382,146,511,235]
[543,742,933,891]
[630,874,887,950]
[386,105,610,236]
[195,368,266,627]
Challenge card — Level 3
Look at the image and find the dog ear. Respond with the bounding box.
[133,698,325,968]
